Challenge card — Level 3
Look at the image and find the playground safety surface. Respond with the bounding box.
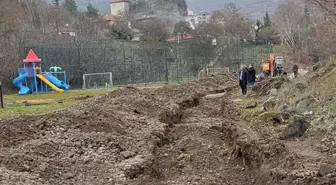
[0,73,336,185]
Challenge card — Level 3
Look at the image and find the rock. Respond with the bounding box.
[245,101,257,109]
[320,145,330,153]
[176,162,184,168]
[258,111,280,122]
[83,156,90,164]
[177,153,191,161]
[121,151,136,159]
[133,109,141,114]
[159,103,182,126]
[263,99,276,111]
[39,163,47,172]
[205,92,226,99]
[178,95,200,109]
[233,99,243,102]
[23,164,30,170]
[280,117,309,140]
[313,64,321,72]
[269,88,278,96]
[295,83,306,91]
[318,163,336,176]
[118,155,152,179]
[68,152,75,158]
[64,173,75,179]
[296,96,315,110]
[280,111,291,121]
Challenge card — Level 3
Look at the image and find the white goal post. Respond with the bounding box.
[82,72,113,89]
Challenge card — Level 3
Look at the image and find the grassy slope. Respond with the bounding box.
[0,89,111,118]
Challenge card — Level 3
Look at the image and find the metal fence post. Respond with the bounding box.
[164,50,169,83]
[0,81,4,108]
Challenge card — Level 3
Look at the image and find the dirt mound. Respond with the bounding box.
[0,73,336,184]
[253,77,287,96]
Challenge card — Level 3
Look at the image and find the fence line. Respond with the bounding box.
[23,40,263,88]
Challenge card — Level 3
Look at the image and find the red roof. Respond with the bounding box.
[103,14,123,21]
[24,50,41,63]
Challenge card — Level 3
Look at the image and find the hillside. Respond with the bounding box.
[75,0,282,19]
[75,0,187,15]
[187,0,283,19]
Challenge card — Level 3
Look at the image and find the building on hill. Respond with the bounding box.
[110,0,129,17]
[186,10,211,29]
[104,0,129,25]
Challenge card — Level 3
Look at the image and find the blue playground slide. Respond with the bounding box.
[13,72,30,95]
[46,74,70,90]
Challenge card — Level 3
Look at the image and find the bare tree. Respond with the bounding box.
[273,0,312,53]
[132,18,171,41]
[210,3,252,38]
[310,0,336,23]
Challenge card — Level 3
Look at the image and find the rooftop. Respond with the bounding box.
[110,0,129,3]
[103,14,123,21]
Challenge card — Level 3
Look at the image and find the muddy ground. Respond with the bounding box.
[0,73,336,185]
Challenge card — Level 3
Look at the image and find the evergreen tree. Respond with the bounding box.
[263,11,271,27]
[256,19,262,29]
[62,0,78,13]
[86,3,99,17]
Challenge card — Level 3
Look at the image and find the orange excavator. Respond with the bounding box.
[262,53,286,76]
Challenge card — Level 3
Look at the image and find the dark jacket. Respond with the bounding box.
[239,69,248,87]
[292,65,298,72]
[248,67,256,82]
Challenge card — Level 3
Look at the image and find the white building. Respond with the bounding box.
[186,10,211,29]
[110,0,129,17]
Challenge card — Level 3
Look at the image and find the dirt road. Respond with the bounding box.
[0,73,335,185]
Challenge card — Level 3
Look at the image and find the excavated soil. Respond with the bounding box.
[0,73,336,185]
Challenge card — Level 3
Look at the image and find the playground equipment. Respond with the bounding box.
[13,49,69,95]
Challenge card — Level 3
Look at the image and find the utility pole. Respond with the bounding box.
[0,81,3,108]
[53,0,60,33]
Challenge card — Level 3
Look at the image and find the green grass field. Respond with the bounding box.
[0,76,197,118]
[0,89,112,118]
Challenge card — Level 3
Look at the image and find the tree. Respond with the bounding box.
[62,0,78,13]
[210,3,251,38]
[257,26,280,43]
[173,21,191,34]
[310,0,336,24]
[273,0,311,53]
[108,22,133,40]
[132,18,170,41]
[86,3,99,17]
[263,11,271,27]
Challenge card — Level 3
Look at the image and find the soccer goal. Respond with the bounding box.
[82,72,113,89]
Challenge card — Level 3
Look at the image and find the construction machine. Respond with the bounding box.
[261,53,286,77]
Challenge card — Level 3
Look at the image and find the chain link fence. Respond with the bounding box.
[23,39,262,89]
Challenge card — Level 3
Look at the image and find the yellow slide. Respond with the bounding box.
[36,74,64,93]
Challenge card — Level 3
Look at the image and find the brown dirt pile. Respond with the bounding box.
[0,73,335,185]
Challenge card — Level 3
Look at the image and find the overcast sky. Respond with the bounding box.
[186,0,281,19]
[186,0,253,12]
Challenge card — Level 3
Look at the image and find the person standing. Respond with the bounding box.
[248,64,256,86]
[292,64,298,78]
[273,67,278,77]
[239,65,248,96]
